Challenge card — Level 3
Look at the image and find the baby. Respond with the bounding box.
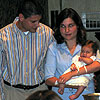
[57,40,99,100]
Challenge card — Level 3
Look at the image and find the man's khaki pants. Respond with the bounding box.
[3,83,48,100]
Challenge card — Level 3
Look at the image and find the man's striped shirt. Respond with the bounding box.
[0,19,54,86]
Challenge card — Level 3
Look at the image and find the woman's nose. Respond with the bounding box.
[65,27,69,32]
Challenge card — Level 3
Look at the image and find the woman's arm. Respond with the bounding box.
[45,77,59,87]
[59,61,100,84]
[45,42,59,87]
[79,61,100,74]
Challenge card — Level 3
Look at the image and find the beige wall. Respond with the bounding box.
[62,0,100,14]
[48,0,100,25]
[48,0,60,26]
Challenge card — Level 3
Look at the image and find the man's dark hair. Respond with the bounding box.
[18,0,42,18]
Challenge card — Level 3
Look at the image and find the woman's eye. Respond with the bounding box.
[60,24,66,28]
[69,24,74,28]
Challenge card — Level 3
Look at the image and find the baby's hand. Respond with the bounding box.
[70,63,77,71]
[79,57,83,61]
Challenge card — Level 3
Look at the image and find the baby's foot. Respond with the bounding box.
[58,88,64,95]
[69,94,79,100]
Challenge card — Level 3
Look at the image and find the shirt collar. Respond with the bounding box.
[56,42,81,56]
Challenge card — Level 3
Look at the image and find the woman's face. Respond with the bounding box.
[60,17,78,41]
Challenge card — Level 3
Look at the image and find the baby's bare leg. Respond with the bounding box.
[69,86,86,100]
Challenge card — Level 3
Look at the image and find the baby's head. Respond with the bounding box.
[80,40,99,58]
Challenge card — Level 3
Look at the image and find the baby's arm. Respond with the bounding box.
[79,57,93,65]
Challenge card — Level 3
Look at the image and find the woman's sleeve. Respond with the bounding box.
[44,43,57,80]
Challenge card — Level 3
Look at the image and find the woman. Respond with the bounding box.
[44,8,99,100]
[58,40,99,100]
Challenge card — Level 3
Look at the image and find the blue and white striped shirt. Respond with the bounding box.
[0,18,54,86]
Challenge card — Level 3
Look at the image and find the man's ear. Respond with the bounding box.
[19,14,25,21]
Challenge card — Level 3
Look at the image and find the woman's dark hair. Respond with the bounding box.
[26,90,62,100]
[82,40,99,54]
[18,0,42,18]
[53,8,86,44]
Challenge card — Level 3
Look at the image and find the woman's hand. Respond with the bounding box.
[58,72,73,84]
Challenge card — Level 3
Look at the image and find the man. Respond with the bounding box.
[0,0,54,100]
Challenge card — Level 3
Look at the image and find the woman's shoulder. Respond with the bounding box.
[48,41,66,55]
[49,41,58,49]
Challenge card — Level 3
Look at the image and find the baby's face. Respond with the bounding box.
[80,46,95,58]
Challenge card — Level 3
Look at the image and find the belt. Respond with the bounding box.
[4,80,45,90]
